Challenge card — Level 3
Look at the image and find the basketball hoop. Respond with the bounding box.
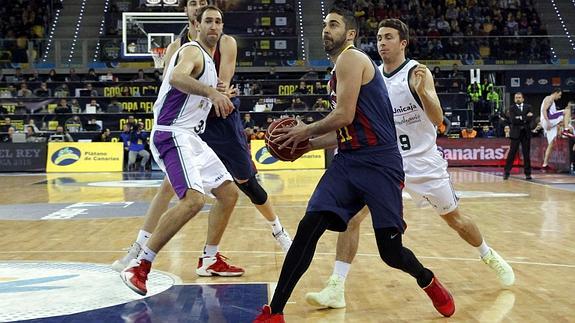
[151,47,166,69]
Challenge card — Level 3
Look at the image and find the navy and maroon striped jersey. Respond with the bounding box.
[328,48,397,151]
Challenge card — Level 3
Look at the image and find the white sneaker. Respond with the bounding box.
[482,248,515,286]
[305,274,346,308]
[112,242,142,272]
[273,228,292,253]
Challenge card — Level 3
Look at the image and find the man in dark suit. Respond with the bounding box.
[504,92,533,180]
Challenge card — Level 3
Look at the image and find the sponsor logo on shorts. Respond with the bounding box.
[51,147,81,166]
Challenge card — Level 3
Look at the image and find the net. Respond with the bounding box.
[151,47,166,69]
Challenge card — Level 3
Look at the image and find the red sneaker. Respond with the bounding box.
[196,252,245,277]
[253,305,285,323]
[121,259,151,296]
[423,276,455,317]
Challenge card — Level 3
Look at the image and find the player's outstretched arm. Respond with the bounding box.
[411,64,443,126]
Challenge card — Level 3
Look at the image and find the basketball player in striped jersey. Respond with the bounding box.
[305,18,515,310]
[120,5,237,295]
[112,0,292,278]
[255,9,454,322]
[540,88,575,169]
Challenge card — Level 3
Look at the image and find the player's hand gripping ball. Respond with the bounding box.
[264,117,309,161]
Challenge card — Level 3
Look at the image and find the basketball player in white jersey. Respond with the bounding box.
[120,6,237,296]
[305,19,515,309]
[113,0,291,279]
[540,88,575,169]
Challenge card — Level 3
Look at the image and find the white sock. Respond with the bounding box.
[136,230,152,247]
[203,244,218,257]
[138,246,156,262]
[333,260,351,280]
[268,217,283,235]
[477,240,491,258]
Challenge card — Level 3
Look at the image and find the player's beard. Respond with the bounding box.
[323,34,346,56]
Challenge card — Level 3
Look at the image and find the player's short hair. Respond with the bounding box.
[514,92,523,97]
[378,19,409,43]
[552,87,562,94]
[327,7,358,34]
[195,5,223,23]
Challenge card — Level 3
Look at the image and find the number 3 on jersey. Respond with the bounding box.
[338,126,353,143]
[399,134,411,151]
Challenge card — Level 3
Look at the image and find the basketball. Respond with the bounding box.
[264,117,309,161]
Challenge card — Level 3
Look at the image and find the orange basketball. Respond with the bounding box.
[264,117,309,161]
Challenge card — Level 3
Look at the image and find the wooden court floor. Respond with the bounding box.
[0,168,574,322]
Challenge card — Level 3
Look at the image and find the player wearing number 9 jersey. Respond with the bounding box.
[377,21,514,284]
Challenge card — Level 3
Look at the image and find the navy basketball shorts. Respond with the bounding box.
[307,148,406,232]
[200,110,256,181]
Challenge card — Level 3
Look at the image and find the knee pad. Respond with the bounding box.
[236,176,268,205]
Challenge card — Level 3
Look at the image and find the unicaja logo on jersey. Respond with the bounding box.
[394,103,418,115]
[51,147,81,166]
[255,147,277,164]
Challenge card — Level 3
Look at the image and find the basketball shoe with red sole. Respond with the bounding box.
[196,252,245,277]
[253,305,285,323]
[121,259,151,296]
[423,276,455,317]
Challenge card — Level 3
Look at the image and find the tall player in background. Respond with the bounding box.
[121,6,237,295]
[113,0,292,278]
[255,9,454,322]
[305,19,514,310]
[540,88,575,169]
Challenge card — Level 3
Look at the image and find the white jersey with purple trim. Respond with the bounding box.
[378,59,437,158]
[379,60,456,215]
[153,41,217,135]
[540,99,562,131]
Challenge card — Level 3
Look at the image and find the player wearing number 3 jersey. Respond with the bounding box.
[305,18,515,312]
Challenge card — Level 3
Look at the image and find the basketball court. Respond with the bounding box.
[1,168,574,322]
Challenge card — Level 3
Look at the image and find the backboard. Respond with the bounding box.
[122,12,188,58]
